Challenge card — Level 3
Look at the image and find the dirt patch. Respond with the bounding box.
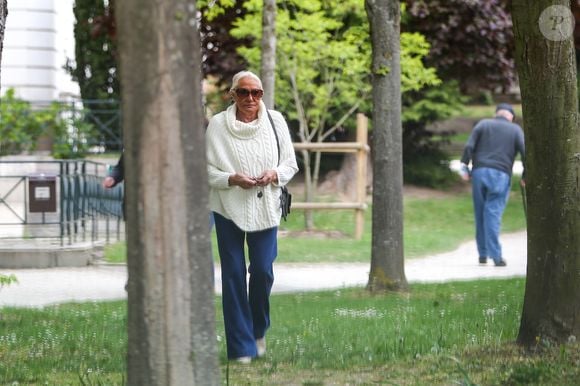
[403,183,471,199]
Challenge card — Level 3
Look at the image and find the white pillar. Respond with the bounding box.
[1,0,79,102]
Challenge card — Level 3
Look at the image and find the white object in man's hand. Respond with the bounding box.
[459,163,470,181]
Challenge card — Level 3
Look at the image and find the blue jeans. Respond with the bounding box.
[213,212,277,359]
[471,168,511,263]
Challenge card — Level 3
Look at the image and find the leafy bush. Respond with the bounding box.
[402,81,467,188]
[403,149,459,189]
[0,89,96,158]
[49,107,96,159]
[404,0,515,93]
[0,89,45,155]
[0,274,17,288]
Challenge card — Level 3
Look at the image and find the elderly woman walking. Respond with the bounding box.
[206,70,298,363]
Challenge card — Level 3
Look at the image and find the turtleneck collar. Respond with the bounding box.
[225,101,267,140]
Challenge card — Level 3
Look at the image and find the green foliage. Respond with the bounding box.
[66,0,121,151]
[198,0,238,20]
[0,273,17,288]
[403,81,466,124]
[0,89,50,155]
[402,81,467,188]
[49,106,96,159]
[0,89,96,158]
[229,0,460,189]
[231,0,440,137]
[400,32,440,92]
[67,0,118,102]
[403,151,459,189]
[404,0,515,92]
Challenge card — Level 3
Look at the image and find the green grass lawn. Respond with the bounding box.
[0,178,567,385]
[104,181,527,264]
[1,278,578,385]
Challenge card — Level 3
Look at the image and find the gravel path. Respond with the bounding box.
[0,232,526,308]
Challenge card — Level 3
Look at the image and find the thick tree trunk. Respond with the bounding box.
[365,0,407,292]
[511,1,580,346]
[0,0,7,89]
[116,1,219,384]
[261,0,276,109]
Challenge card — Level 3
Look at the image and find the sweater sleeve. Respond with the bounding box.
[461,122,481,165]
[270,110,298,186]
[206,114,233,190]
[108,153,124,186]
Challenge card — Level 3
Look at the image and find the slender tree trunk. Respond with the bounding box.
[511,1,580,346]
[365,0,407,292]
[116,1,219,384]
[0,0,7,90]
[261,0,276,109]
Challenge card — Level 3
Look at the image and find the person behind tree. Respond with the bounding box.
[102,153,124,189]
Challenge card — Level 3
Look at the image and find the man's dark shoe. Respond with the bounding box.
[479,257,488,264]
[494,259,507,267]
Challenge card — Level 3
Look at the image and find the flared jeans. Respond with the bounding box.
[213,212,277,359]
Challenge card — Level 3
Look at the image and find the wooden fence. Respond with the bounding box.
[291,113,369,240]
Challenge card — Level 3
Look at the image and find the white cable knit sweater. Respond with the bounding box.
[206,101,298,232]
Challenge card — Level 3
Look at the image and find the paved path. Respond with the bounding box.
[0,232,527,308]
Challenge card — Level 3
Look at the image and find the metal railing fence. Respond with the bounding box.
[0,159,124,245]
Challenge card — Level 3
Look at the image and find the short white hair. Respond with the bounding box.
[496,109,514,122]
[230,71,263,92]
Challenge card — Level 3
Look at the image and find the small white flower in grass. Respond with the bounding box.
[333,307,385,319]
[568,335,577,344]
[484,308,496,317]
[451,293,466,302]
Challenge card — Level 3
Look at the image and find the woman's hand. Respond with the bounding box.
[228,173,257,189]
[254,170,278,186]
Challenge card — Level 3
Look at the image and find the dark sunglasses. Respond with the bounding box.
[235,88,264,99]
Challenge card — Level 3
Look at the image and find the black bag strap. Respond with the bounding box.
[266,110,280,166]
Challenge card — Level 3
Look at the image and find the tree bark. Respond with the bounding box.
[365,0,408,292]
[511,1,580,346]
[116,1,219,384]
[0,0,7,90]
[261,0,276,109]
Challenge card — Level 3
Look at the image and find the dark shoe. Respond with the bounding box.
[494,259,507,267]
[479,257,488,264]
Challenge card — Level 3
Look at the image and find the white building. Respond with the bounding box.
[1,0,79,102]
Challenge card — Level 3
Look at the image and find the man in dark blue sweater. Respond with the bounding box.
[460,103,525,267]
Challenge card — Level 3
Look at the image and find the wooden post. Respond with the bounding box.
[289,115,369,239]
[355,113,368,240]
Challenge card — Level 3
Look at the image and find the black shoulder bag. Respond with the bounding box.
[267,111,292,221]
